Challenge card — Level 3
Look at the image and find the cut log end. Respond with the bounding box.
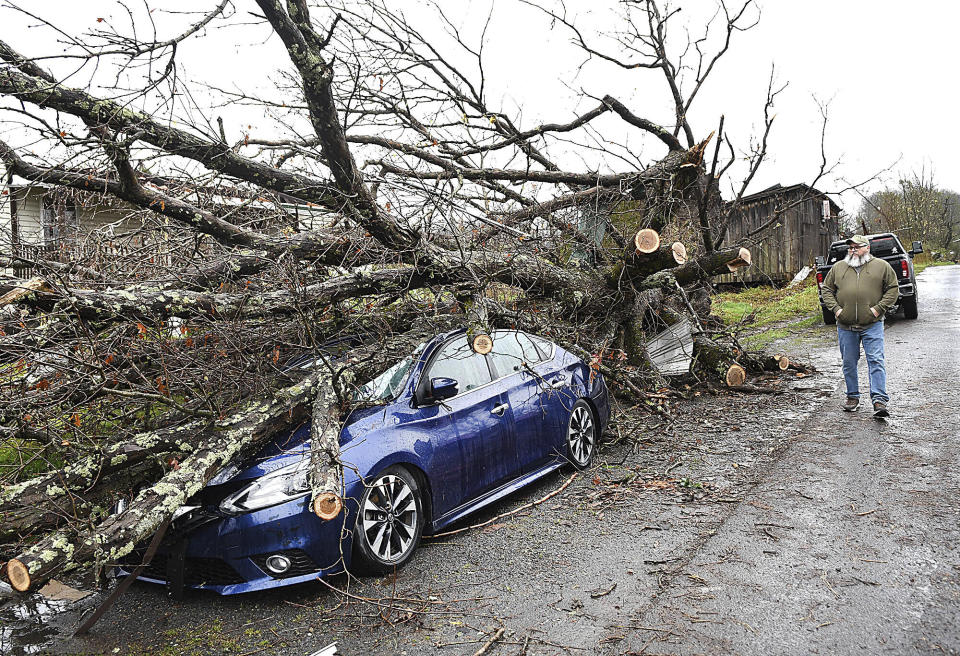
[725,247,752,272]
[775,354,790,370]
[634,228,661,254]
[313,492,343,520]
[6,558,31,592]
[471,333,493,355]
[725,364,746,387]
[671,241,687,265]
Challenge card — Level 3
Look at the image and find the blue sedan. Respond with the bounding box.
[128,329,610,594]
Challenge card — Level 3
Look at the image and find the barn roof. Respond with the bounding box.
[737,183,842,214]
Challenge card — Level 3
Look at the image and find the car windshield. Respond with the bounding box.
[354,343,425,403]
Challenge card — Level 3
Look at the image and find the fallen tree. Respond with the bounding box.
[0,0,805,592]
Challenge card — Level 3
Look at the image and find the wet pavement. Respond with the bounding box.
[2,265,958,656]
[609,264,960,655]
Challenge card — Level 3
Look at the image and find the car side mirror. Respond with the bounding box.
[429,377,459,402]
[911,240,923,255]
[814,255,825,266]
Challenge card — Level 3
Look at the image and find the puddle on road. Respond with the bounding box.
[0,582,101,655]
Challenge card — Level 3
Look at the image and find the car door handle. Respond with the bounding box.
[491,403,508,417]
[549,376,567,389]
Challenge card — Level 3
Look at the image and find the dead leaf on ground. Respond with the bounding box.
[38,579,90,601]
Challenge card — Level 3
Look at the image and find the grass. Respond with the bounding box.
[712,279,822,350]
[117,620,278,655]
[713,279,821,328]
[0,438,64,480]
[914,259,955,275]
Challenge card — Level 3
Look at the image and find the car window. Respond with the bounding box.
[425,336,492,393]
[489,330,543,377]
[354,343,424,403]
[529,335,555,360]
[828,244,847,264]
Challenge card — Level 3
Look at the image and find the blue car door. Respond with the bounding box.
[526,334,576,459]
[422,336,518,502]
[489,331,560,473]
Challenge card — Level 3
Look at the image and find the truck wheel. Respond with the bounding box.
[822,306,837,325]
[902,295,918,319]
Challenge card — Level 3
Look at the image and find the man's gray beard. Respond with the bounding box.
[845,252,873,267]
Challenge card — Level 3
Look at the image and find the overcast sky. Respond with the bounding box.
[434,0,960,216]
[2,0,958,217]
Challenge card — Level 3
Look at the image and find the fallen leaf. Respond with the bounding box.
[38,580,90,602]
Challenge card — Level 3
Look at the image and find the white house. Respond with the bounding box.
[1,169,335,278]
[2,164,149,278]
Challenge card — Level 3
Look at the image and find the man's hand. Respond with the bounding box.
[871,307,879,317]
[835,308,842,318]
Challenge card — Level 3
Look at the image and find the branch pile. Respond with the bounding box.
[0,0,793,592]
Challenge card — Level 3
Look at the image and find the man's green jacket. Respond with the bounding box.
[821,257,900,328]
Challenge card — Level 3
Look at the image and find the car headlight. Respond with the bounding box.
[219,458,311,514]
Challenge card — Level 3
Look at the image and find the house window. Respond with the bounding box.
[41,195,79,246]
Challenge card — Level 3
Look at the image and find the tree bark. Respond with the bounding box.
[309,377,345,520]
[625,241,688,279]
[637,245,753,291]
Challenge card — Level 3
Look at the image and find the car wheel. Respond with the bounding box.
[566,399,597,469]
[822,306,837,325]
[902,295,918,319]
[353,466,424,574]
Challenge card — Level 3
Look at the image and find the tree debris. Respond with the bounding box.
[0,1,808,591]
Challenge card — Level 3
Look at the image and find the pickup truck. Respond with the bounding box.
[815,232,923,325]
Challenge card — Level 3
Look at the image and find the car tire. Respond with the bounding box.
[566,399,597,469]
[352,465,424,574]
[822,306,837,325]
[902,295,918,319]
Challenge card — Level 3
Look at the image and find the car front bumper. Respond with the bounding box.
[124,487,360,595]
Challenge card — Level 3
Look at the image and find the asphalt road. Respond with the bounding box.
[611,264,960,655]
[3,264,958,656]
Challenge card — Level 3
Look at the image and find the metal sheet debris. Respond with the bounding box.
[645,318,695,376]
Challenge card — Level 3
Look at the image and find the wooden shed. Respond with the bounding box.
[715,183,841,285]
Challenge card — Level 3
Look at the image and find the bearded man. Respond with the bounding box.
[820,235,900,417]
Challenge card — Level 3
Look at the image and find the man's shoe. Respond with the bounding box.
[873,401,890,418]
[842,397,860,412]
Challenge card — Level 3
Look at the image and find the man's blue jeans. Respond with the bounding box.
[837,321,888,403]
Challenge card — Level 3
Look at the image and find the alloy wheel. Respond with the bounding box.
[567,402,595,467]
[360,474,419,563]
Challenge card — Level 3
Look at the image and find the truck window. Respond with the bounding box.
[828,244,847,264]
[869,237,900,256]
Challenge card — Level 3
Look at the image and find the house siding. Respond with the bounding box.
[1,168,11,249]
[3,178,333,278]
[12,187,45,244]
[1,167,14,276]
[3,184,155,276]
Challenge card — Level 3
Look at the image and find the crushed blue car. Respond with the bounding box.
[124,328,610,595]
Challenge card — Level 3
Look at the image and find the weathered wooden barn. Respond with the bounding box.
[715,183,841,284]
